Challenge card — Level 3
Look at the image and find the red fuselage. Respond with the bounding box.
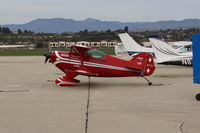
[50,51,143,77]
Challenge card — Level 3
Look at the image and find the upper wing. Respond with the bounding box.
[71,44,92,55]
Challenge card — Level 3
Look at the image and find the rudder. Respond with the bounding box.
[127,53,155,76]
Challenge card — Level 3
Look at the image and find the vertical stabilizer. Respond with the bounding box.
[118,33,153,54]
[114,44,129,56]
[127,53,155,76]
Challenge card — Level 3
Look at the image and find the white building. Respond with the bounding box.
[0,44,35,50]
[108,41,118,48]
[49,41,119,49]
[59,41,66,48]
[101,41,108,48]
[90,42,101,48]
[49,42,59,48]
[76,41,90,47]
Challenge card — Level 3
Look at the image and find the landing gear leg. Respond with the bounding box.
[142,76,152,86]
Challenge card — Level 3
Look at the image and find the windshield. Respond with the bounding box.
[171,45,181,49]
[85,49,105,59]
[180,47,191,52]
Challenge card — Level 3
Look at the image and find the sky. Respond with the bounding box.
[0,0,199,24]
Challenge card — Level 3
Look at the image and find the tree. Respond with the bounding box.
[124,26,129,32]
[18,29,23,34]
[2,27,11,34]
[106,29,111,34]
[83,29,88,35]
[24,30,28,34]
[36,42,44,48]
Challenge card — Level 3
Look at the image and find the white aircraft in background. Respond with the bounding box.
[114,43,129,57]
[170,41,192,53]
[115,33,192,66]
[116,33,153,56]
[149,38,192,66]
[115,33,192,57]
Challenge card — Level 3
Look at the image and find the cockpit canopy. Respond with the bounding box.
[85,49,105,59]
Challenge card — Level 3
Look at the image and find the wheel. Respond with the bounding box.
[148,82,152,86]
[196,93,200,101]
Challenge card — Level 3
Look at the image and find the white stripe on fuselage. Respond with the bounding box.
[54,51,81,65]
[55,51,81,63]
[54,60,81,65]
[83,61,138,72]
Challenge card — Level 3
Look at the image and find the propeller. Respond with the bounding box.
[43,50,51,63]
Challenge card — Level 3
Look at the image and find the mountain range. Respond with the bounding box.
[1,18,200,33]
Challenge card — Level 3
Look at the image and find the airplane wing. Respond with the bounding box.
[149,38,192,64]
[71,44,92,55]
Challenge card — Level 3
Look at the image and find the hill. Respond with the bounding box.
[1,18,200,33]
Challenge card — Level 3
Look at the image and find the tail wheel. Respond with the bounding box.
[148,82,152,86]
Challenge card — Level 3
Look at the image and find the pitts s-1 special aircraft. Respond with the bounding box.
[44,45,155,86]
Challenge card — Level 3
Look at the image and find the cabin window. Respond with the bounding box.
[180,47,191,52]
[171,45,181,49]
[85,49,105,59]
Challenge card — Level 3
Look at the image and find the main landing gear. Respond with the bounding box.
[55,71,79,86]
[142,76,152,86]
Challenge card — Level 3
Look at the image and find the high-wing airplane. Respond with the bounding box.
[170,41,192,53]
[149,38,192,66]
[44,45,155,86]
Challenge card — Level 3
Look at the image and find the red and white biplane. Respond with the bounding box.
[44,45,155,86]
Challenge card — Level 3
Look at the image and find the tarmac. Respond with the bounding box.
[0,56,200,133]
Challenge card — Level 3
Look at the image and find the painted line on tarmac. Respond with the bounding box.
[85,76,91,133]
[180,122,184,133]
[47,80,54,82]
[152,83,171,86]
[0,90,29,93]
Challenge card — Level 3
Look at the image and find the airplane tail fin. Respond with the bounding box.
[127,53,155,76]
[118,33,153,53]
[114,43,129,56]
